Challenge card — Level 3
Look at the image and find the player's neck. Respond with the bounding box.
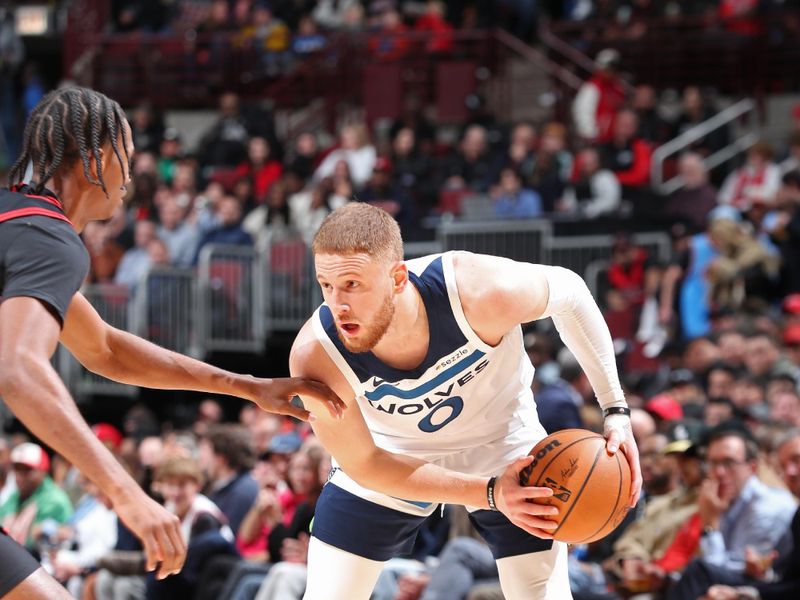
[372,284,429,369]
[48,175,92,233]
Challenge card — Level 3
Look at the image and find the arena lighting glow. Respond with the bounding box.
[15,6,49,36]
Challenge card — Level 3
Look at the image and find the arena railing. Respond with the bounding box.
[437,219,554,265]
[260,233,322,333]
[131,266,199,358]
[196,244,266,354]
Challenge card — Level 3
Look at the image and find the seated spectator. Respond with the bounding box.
[719,142,782,211]
[699,429,800,600]
[357,157,414,227]
[742,332,798,386]
[390,126,435,215]
[290,179,348,246]
[199,425,259,535]
[157,197,199,267]
[632,84,670,145]
[415,1,454,54]
[490,167,542,219]
[236,136,283,205]
[194,196,253,263]
[666,426,796,599]
[286,133,319,181]
[292,15,327,55]
[157,127,183,185]
[83,221,125,284]
[561,147,621,217]
[243,178,294,246]
[368,5,410,60]
[442,124,495,194]
[312,0,363,30]
[664,153,719,233]
[0,443,72,548]
[769,391,800,428]
[529,121,572,213]
[237,3,291,76]
[128,103,164,155]
[198,92,252,172]
[313,123,377,187]
[600,108,653,195]
[50,477,117,597]
[607,233,652,310]
[114,220,158,289]
[671,86,729,158]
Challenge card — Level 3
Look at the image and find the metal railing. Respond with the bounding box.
[650,98,759,195]
[197,244,265,353]
[438,219,554,265]
[132,266,198,357]
[261,234,321,332]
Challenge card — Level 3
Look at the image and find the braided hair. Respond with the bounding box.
[8,87,131,196]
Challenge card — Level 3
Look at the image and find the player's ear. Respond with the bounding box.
[87,147,105,180]
[390,261,408,293]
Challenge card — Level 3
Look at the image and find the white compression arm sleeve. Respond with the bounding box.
[538,265,626,409]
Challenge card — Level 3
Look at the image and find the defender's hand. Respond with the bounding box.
[114,492,186,580]
[247,377,346,421]
[494,455,559,539]
[604,413,642,508]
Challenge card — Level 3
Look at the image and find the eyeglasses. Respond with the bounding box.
[706,458,749,471]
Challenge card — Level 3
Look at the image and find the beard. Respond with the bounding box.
[337,292,396,353]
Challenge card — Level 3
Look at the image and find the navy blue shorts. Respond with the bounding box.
[312,483,552,561]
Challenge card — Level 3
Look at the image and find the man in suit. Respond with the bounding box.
[694,429,800,600]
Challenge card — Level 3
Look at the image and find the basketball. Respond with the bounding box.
[519,429,632,544]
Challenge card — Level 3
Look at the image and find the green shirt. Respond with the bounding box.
[0,476,73,545]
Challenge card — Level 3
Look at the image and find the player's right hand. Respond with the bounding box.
[113,491,186,580]
[494,455,559,539]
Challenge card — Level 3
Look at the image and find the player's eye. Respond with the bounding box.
[346,281,359,289]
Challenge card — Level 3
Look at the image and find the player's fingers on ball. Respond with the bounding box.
[516,515,558,531]
[522,501,558,517]
[529,528,555,540]
[511,455,534,473]
[521,485,554,500]
[605,429,621,454]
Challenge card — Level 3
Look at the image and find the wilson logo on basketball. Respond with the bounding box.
[519,438,561,483]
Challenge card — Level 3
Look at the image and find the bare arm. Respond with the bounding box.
[60,293,345,420]
[0,297,185,579]
[289,321,557,536]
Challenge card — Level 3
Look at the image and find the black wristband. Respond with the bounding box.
[602,406,631,419]
[487,476,499,511]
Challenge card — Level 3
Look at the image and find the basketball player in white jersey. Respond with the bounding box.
[290,203,642,599]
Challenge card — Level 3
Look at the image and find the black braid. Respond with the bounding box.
[6,87,129,196]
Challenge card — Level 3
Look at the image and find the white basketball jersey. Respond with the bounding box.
[312,252,547,515]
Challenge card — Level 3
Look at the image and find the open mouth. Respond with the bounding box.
[340,323,360,336]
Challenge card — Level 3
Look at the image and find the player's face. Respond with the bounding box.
[315,252,400,353]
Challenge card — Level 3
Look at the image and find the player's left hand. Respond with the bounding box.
[604,413,642,508]
[245,377,347,421]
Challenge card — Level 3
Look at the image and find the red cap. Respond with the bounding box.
[645,394,684,422]
[11,443,50,472]
[784,324,800,345]
[92,423,123,450]
[783,294,800,315]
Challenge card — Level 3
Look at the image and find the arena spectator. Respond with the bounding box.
[285,133,319,181]
[194,195,252,263]
[83,221,126,284]
[114,220,159,289]
[128,103,164,155]
[368,5,411,61]
[235,136,283,204]
[312,0,364,30]
[664,153,719,233]
[529,121,572,213]
[313,122,377,187]
[199,92,253,172]
[157,128,183,185]
[572,48,627,143]
[292,15,327,55]
[632,84,671,145]
[719,142,782,211]
[0,436,14,505]
[358,157,415,227]
[770,171,800,293]
[441,124,495,195]
[561,147,621,218]
[199,425,259,535]
[156,196,199,267]
[600,108,653,197]
[235,3,291,76]
[666,427,796,599]
[0,443,72,548]
[670,87,730,158]
[490,166,542,219]
[415,1,454,54]
[290,179,347,246]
